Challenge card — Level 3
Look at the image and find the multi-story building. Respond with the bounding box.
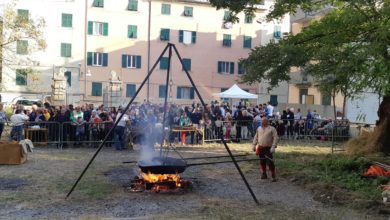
[284,7,344,118]
[1,0,290,107]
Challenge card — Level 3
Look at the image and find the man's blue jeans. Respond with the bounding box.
[10,125,23,141]
[114,126,125,150]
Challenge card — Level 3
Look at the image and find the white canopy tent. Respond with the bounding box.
[213,84,258,99]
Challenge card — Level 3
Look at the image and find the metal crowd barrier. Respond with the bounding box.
[0,118,373,150]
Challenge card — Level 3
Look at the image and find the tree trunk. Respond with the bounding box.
[376,96,390,155]
[342,95,347,119]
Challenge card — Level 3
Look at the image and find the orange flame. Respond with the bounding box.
[141,172,182,186]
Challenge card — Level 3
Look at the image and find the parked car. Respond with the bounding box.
[16,99,42,111]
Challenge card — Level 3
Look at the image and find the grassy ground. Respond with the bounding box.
[266,141,387,211]
[0,141,389,219]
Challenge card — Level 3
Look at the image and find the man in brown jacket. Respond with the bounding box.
[252,117,278,181]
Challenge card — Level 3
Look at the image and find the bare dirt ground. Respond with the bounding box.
[0,142,387,219]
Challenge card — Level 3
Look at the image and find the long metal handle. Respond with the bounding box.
[187,158,260,167]
[66,44,170,199]
[122,153,250,164]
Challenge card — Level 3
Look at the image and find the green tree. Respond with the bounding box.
[210,0,390,154]
[0,1,46,87]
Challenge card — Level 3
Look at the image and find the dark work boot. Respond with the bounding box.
[261,173,268,179]
[271,173,277,182]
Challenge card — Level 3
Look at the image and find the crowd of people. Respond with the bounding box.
[1,100,349,149]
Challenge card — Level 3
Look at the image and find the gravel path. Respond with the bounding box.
[0,145,386,219]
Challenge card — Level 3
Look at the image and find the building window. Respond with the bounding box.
[322,92,331,105]
[16,40,28,55]
[160,28,170,41]
[161,4,171,15]
[92,0,104,7]
[128,0,138,11]
[177,87,194,99]
[159,85,167,98]
[244,14,253,24]
[182,58,191,71]
[91,82,102,96]
[64,71,71,86]
[179,30,196,44]
[87,52,108,67]
[122,55,141,69]
[61,13,72,27]
[15,69,27,86]
[60,43,72,57]
[126,84,136,97]
[299,88,308,104]
[222,34,232,47]
[223,11,231,21]
[238,63,246,75]
[217,61,234,74]
[160,57,169,70]
[88,21,108,36]
[243,36,252,48]
[183,6,193,17]
[270,95,278,106]
[274,25,282,39]
[128,25,137,39]
[17,9,29,19]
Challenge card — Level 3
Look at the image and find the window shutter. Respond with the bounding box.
[223,11,230,21]
[128,0,138,11]
[184,7,193,17]
[136,56,141,68]
[177,87,182,99]
[229,62,234,74]
[160,29,169,41]
[103,23,108,36]
[128,25,132,38]
[245,14,253,24]
[274,26,281,38]
[92,82,102,96]
[93,0,104,7]
[87,52,93,66]
[159,85,166,98]
[128,25,137,38]
[190,88,195,99]
[17,40,28,55]
[102,53,108,66]
[243,36,252,48]
[60,43,65,57]
[62,14,67,27]
[191,31,197,44]
[160,57,168,70]
[68,14,73,27]
[217,61,222,73]
[15,69,27,86]
[270,95,278,106]
[179,30,184,43]
[122,55,127,68]
[64,71,72,86]
[126,84,136,97]
[88,21,93,35]
[161,4,170,15]
[223,34,231,47]
[17,9,29,20]
[182,59,191,71]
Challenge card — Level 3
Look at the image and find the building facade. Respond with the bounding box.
[1,0,290,107]
[288,8,344,118]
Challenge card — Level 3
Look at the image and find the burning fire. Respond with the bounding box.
[141,172,183,187]
[129,171,190,193]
